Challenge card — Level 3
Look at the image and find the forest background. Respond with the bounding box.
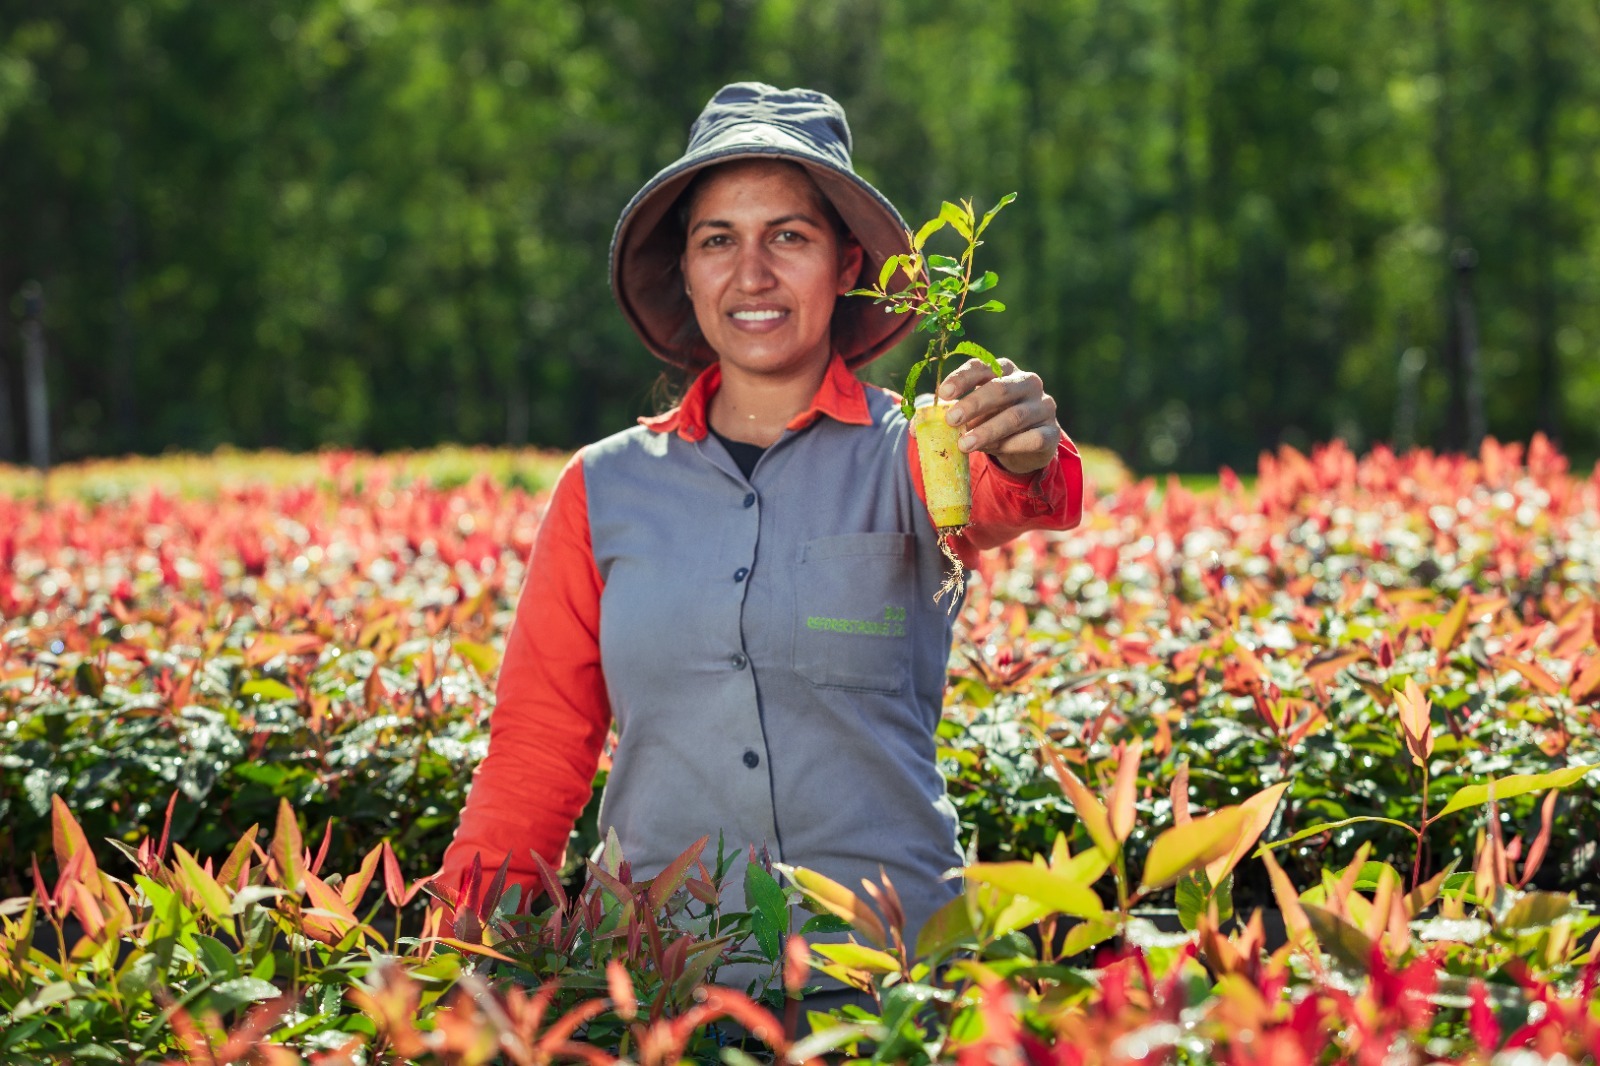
[2,0,1598,474]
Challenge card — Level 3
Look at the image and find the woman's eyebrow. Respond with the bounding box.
[765,213,822,229]
[688,213,822,235]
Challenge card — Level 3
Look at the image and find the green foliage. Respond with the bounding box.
[6,2,1600,469]
[5,442,1600,1060]
[850,195,1014,420]
[1,637,489,896]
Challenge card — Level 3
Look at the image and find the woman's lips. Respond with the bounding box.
[728,308,790,332]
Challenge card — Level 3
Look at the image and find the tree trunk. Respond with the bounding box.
[1452,249,1485,453]
[110,14,140,451]
[1431,0,1483,453]
[1529,5,1561,442]
[20,282,50,471]
[0,268,15,462]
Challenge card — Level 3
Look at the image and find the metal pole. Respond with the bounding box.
[20,281,49,471]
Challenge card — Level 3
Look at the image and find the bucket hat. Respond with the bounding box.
[609,82,914,370]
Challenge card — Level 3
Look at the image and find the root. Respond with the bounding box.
[934,527,968,608]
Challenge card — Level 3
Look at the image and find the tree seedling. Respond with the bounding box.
[851,193,1016,600]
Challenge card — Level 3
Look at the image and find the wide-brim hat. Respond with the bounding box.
[609,82,914,370]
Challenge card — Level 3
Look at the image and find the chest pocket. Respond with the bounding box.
[792,532,915,694]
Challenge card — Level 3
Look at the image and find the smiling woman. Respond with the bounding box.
[678,160,863,417]
[437,82,1085,1027]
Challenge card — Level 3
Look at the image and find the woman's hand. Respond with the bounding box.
[936,357,1063,475]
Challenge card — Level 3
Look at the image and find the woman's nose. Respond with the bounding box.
[733,243,778,291]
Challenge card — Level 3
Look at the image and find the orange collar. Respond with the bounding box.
[639,353,873,442]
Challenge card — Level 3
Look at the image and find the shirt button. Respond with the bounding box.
[731,652,749,670]
[742,492,756,508]
[733,567,749,582]
[742,749,761,768]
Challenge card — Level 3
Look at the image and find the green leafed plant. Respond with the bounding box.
[850,195,1018,594]
[849,193,1016,423]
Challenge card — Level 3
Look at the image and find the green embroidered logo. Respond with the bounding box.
[806,605,908,638]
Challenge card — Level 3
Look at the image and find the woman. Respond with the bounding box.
[438,82,1083,995]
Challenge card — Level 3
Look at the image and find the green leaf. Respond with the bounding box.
[1255,816,1419,856]
[939,201,973,240]
[173,844,234,927]
[75,660,106,699]
[270,799,303,895]
[1060,918,1117,958]
[963,862,1105,919]
[901,359,932,418]
[950,340,1003,376]
[1435,765,1598,819]
[206,976,283,1014]
[877,255,902,290]
[914,894,976,960]
[241,678,297,702]
[1303,905,1375,971]
[812,941,900,973]
[966,299,1006,314]
[9,980,77,1020]
[744,862,788,961]
[452,640,500,676]
[1350,861,1404,894]
[976,192,1018,237]
[1175,872,1208,932]
[776,864,888,949]
[193,934,240,980]
[969,271,998,294]
[1499,892,1575,934]
[1214,873,1235,925]
[799,914,852,935]
[913,218,946,251]
[745,863,788,928]
[1141,806,1249,890]
[927,253,960,275]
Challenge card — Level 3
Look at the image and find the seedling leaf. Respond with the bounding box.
[1141,805,1249,890]
[878,255,901,290]
[977,192,1018,236]
[1255,815,1419,856]
[951,340,1003,376]
[914,893,976,959]
[1436,765,1598,819]
[813,941,900,973]
[777,864,887,949]
[939,201,973,240]
[964,861,1105,919]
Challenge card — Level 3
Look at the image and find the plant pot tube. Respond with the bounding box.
[912,398,970,530]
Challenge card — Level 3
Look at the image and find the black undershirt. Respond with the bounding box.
[709,427,767,480]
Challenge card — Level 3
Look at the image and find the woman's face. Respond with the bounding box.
[679,161,862,380]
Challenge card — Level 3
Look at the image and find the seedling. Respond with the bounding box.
[851,193,1016,599]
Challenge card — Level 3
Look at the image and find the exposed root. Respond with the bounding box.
[934,527,967,608]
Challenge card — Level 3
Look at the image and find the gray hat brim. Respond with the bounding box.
[609,98,914,370]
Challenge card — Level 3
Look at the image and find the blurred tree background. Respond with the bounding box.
[2,0,1597,472]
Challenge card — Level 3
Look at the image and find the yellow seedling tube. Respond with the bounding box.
[912,396,970,529]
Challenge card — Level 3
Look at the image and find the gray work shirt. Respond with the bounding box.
[583,383,963,976]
